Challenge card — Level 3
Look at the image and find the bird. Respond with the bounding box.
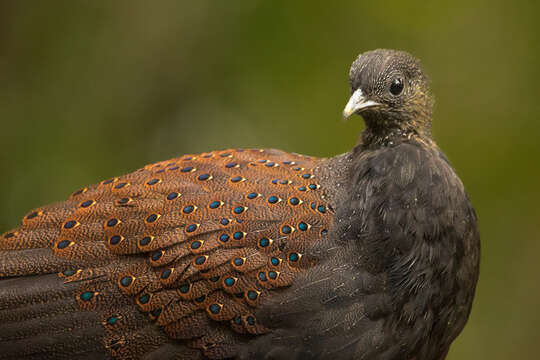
[0,49,480,360]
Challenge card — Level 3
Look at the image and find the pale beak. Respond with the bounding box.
[342,88,380,120]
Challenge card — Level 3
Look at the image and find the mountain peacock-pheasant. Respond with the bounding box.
[0,49,480,360]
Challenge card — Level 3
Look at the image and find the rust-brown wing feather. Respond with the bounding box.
[0,148,333,359]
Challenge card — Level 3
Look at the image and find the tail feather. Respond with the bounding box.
[0,274,109,359]
[0,273,75,311]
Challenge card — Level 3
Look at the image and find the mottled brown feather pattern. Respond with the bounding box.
[0,148,333,358]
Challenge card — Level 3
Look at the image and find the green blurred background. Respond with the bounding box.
[0,1,538,358]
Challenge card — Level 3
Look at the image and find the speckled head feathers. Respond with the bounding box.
[344,49,433,138]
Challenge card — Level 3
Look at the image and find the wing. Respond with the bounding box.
[0,148,333,359]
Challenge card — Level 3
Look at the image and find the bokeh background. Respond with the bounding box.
[1,1,538,358]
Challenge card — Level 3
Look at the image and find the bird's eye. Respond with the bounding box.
[389,78,404,95]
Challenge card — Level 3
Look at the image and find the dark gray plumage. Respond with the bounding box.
[239,49,480,359]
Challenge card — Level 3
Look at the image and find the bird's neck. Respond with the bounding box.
[359,115,432,149]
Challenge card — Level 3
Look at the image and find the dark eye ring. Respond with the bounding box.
[390,78,404,95]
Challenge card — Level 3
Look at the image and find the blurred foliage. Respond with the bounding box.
[0,1,539,358]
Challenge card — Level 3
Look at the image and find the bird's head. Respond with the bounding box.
[343,49,433,138]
